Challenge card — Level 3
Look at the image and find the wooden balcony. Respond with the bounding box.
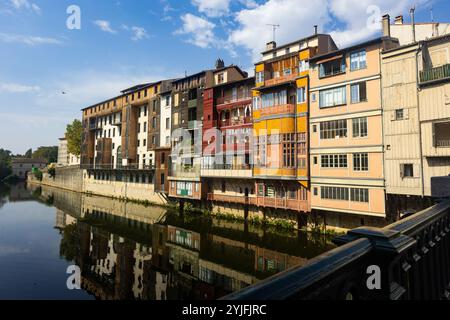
[264,73,298,87]
[216,96,252,107]
[259,104,295,118]
[256,197,310,212]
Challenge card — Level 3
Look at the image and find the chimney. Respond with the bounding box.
[410,7,416,43]
[382,14,391,37]
[394,15,404,25]
[266,41,277,51]
[314,25,318,35]
[215,58,225,69]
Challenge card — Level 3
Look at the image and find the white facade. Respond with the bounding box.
[137,105,154,169]
[93,112,122,169]
[391,22,450,46]
[160,92,172,148]
[58,138,81,167]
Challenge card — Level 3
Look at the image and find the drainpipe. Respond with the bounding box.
[415,42,426,198]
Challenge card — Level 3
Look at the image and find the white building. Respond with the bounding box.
[160,91,172,148]
[58,138,80,167]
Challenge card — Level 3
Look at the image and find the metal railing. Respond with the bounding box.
[420,63,450,84]
[223,200,450,300]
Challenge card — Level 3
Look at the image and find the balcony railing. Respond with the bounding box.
[207,193,257,205]
[256,197,309,212]
[216,96,252,106]
[81,164,155,171]
[188,99,198,108]
[259,104,295,117]
[202,163,251,170]
[436,140,450,147]
[265,73,298,87]
[219,117,252,128]
[420,63,450,84]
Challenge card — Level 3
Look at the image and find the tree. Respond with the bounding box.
[32,146,58,163]
[0,149,12,181]
[24,148,32,158]
[66,119,82,157]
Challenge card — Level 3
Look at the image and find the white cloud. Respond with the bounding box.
[229,0,330,61]
[93,20,117,34]
[175,13,217,48]
[191,0,231,17]
[131,26,149,41]
[226,0,425,61]
[0,82,40,93]
[0,32,62,45]
[9,0,41,14]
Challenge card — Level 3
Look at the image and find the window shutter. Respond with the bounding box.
[400,164,404,179]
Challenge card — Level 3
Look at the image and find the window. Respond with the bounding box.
[313,157,318,165]
[319,58,346,78]
[395,109,404,120]
[350,188,369,203]
[256,71,264,83]
[353,153,369,171]
[218,73,225,84]
[319,86,346,108]
[320,120,347,139]
[165,96,170,106]
[144,106,148,117]
[143,122,147,132]
[311,93,317,102]
[350,50,367,71]
[283,68,292,76]
[401,164,414,178]
[261,90,287,108]
[321,186,349,201]
[314,188,318,196]
[321,154,348,168]
[297,87,307,103]
[137,123,141,133]
[152,136,156,145]
[152,117,157,128]
[166,118,170,130]
[299,60,309,73]
[352,117,368,138]
[282,134,296,168]
[253,96,261,110]
[351,82,367,103]
[143,139,147,147]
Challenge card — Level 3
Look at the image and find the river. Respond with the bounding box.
[0,183,335,300]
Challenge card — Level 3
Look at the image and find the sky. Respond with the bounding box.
[0,0,447,154]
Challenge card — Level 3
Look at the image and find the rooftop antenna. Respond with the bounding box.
[267,24,280,43]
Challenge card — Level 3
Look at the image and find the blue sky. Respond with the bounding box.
[0,0,447,154]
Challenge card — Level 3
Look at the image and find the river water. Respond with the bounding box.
[0,183,335,300]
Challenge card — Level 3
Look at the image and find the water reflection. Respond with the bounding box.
[9,183,336,300]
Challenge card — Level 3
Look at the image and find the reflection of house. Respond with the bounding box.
[12,158,47,180]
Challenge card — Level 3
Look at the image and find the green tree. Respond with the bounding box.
[32,146,58,163]
[0,149,12,181]
[24,148,32,158]
[66,119,82,157]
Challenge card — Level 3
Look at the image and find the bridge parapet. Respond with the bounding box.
[222,200,450,300]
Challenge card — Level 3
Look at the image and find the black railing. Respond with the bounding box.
[222,200,450,300]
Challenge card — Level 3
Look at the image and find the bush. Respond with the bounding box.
[34,170,43,181]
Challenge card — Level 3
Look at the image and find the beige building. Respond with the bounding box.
[382,24,450,218]
[308,36,399,227]
[12,158,47,180]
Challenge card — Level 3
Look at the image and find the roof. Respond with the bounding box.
[309,36,397,62]
[213,65,248,78]
[120,81,161,94]
[211,77,255,89]
[172,70,209,84]
[12,158,48,164]
[260,33,327,55]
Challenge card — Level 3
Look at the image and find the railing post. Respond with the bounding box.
[335,227,417,300]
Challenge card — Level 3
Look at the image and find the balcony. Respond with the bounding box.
[219,116,252,128]
[111,117,122,126]
[216,96,252,107]
[207,193,257,205]
[256,197,310,212]
[188,99,198,108]
[259,104,295,118]
[201,164,253,178]
[170,164,201,179]
[420,63,450,85]
[264,73,298,87]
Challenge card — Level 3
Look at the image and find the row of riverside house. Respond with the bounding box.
[80,14,450,229]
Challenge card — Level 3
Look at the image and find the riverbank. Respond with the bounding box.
[27,167,349,235]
